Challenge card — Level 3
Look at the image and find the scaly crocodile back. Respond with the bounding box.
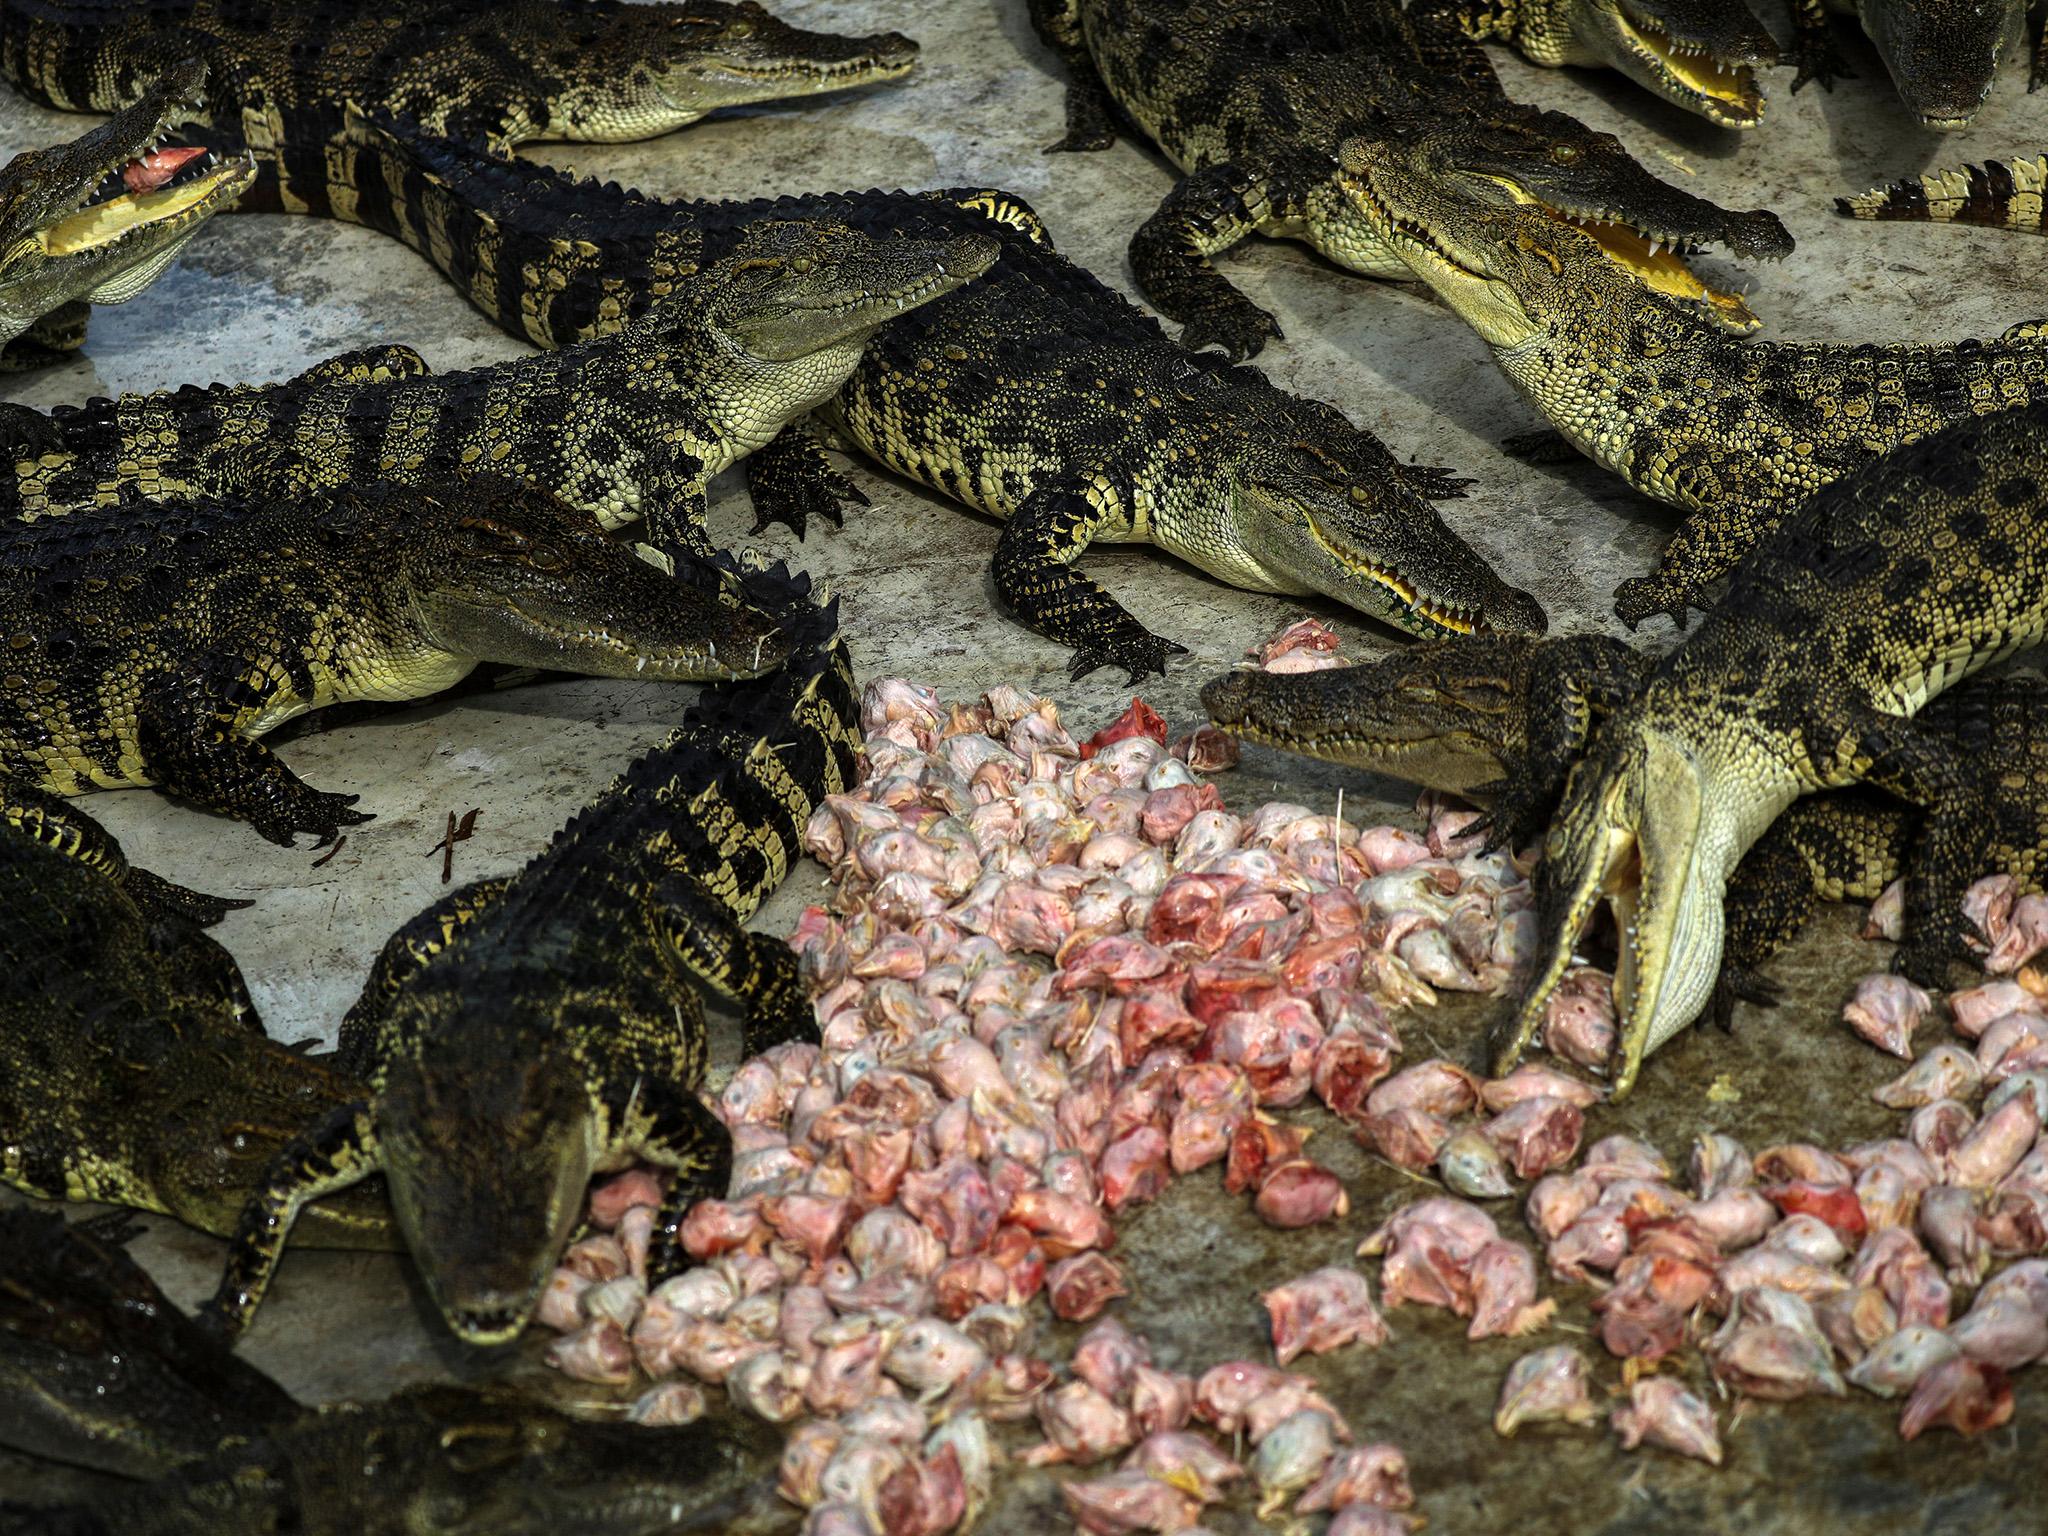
[1837,154,2048,236]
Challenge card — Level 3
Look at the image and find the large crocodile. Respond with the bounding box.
[0,0,917,166]
[0,1208,299,1478]
[1496,402,2048,1098]
[1786,0,2041,127]
[1027,0,1789,358]
[0,473,796,844]
[2,1380,781,1535]
[229,112,1547,681]
[1336,128,2048,627]
[4,219,994,560]
[200,562,856,1345]
[0,56,252,368]
[1839,152,2048,235]
[0,774,395,1244]
[1412,0,1781,126]
[1202,641,2048,1016]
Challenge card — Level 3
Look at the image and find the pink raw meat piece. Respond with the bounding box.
[1025,1381,1138,1467]
[1128,1365,1196,1434]
[876,1446,968,1536]
[900,1157,1003,1257]
[1101,1125,1173,1212]
[1899,1358,2014,1440]
[1480,1095,1586,1178]
[1593,1252,1715,1361]
[1262,1266,1389,1364]
[1293,1442,1414,1513]
[1467,1240,1555,1340]
[1493,1345,1600,1435]
[884,1319,988,1399]
[681,1199,764,1260]
[1609,1378,1722,1464]
[1841,973,1934,1058]
[1169,1064,1255,1173]
[1847,1325,1961,1397]
[1255,1159,1351,1228]
[589,1167,667,1227]
[1688,1189,1778,1250]
[1309,1025,1394,1121]
[537,1267,591,1332]
[1072,1316,1152,1401]
[1479,1064,1605,1112]
[1689,1132,1754,1197]
[1059,1471,1202,1535]
[1875,1046,1983,1110]
[1366,1059,1481,1119]
[1223,1117,1308,1195]
[1987,894,2048,973]
[545,1319,634,1385]
[1007,1189,1114,1258]
[1525,1172,1602,1242]
[1946,1262,2048,1369]
[1945,1094,2039,1187]
[1583,1136,1675,1185]
[1542,967,1615,1067]
[1950,981,2043,1037]
[1122,1429,1245,1500]
[1050,1253,1130,1320]
[1358,1106,1452,1170]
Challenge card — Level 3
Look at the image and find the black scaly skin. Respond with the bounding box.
[0,1208,299,1478]
[0,0,919,163]
[199,562,858,1346]
[0,473,798,845]
[1838,153,2048,235]
[0,778,396,1246]
[1503,403,2048,1099]
[1786,0,2042,126]
[1028,0,1790,358]
[2,221,996,562]
[1,1382,780,1536]
[239,113,1548,682]
[0,56,252,368]
[1203,640,2048,1020]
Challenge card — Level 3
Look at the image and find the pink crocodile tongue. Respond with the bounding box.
[121,146,206,194]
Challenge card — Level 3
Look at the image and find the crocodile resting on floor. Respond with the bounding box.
[1839,152,2048,235]
[0,0,917,166]
[1336,128,2048,627]
[0,56,252,369]
[0,1208,299,1478]
[2,1381,781,1535]
[0,473,796,845]
[1027,0,1789,358]
[237,111,1546,681]
[1413,0,1781,126]
[1497,402,2048,1098]
[0,773,396,1244]
[200,562,856,1345]
[1786,0,2042,128]
[3,220,994,559]
[1203,640,2048,1018]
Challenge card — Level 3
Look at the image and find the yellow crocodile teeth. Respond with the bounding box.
[39,172,231,257]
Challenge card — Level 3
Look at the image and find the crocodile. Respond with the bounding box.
[1493,402,2048,1098]
[0,0,918,169]
[1785,0,2041,127]
[233,111,1548,681]
[1335,128,2048,627]
[1202,642,2048,1016]
[1027,0,1791,358]
[4,219,996,561]
[0,472,797,845]
[1839,152,2048,235]
[0,56,252,369]
[0,774,395,1244]
[2,1382,782,1535]
[198,562,855,1345]
[0,1208,299,1478]
[1411,0,1781,127]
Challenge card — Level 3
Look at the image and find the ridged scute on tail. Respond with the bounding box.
[1836,155,2048,234]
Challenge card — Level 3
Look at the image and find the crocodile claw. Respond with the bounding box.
[1709,961,1780,1031]
[1789,34,1854,92]
[1066,634,1187,684]
[749,466,865,541]
[1176,304,1283,363]
[1610,576,1696,632]
[253,792,373,849]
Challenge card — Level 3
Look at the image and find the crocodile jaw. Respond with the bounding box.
[1595,0,1768,127]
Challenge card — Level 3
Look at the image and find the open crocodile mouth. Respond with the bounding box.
[38,144,255,259]
[1610,8,1764,127]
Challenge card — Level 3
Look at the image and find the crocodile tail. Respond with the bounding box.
[1836,155,2048,235]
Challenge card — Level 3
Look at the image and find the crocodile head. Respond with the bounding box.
[1565,0,1777,127]
[1407,107,1790,276]
[1225,409,1547,638]
[373,992,600,1346]
[0,59,254,348]
[1201,637,1553,793]
[1859,0,2019,129]
[399,477,792,680]
[550,0,919,138]
[1337,136,1749,344]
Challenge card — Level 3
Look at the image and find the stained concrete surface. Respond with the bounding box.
[0,1,2043,1528]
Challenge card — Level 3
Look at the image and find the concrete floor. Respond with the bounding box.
[1,1,2044,1528]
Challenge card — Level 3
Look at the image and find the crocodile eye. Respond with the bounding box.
[220,1123,262,1155]
[790,256,813,274]
[1551,144,1580,165]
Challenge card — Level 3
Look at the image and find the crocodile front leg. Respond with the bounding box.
[745,423,868,539]
[337,878,512,1074]
[1472,642,1640,853]
[1711,826,1816,1025]
[136,672,375,847]
[627,1070,736,1286]
[648,868,818,1056]
[1130,161,1298,362]
[198,1102,380,1339]
[1027,0,1120,150]
[992,479,1187,682]
[1612,480,1790,630]
[1788,0,1854,89]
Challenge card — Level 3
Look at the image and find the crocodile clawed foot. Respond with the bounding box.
[1177,305,1282,363]
[253,792,374,849]
[1404,464,1476,501]
[1611,577,1695,632]
[749,470,865,541]
[1889,937,1960,990]
[1067,634,1187,683]
[1709,962,1779,1032]
[1789,35,1854,91]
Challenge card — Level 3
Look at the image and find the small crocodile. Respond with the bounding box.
[1496,402,2048,1098]
[244,112,1547,681]
[3,1381,781,1535]
[4,219,994,560]
[1413,0,1781,127]
[200,562,855,1345]
[1839,152,2048,235]
[0,473,795,845]
[1028,0,1790,358]
[0,776,395,1244]
[1202,641,2048,1014]
[1786,0,2041,127]
[0,1208,299,1478]
[1336,129,2048,626]
[0,56,252,369]
[0,0,917,165]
